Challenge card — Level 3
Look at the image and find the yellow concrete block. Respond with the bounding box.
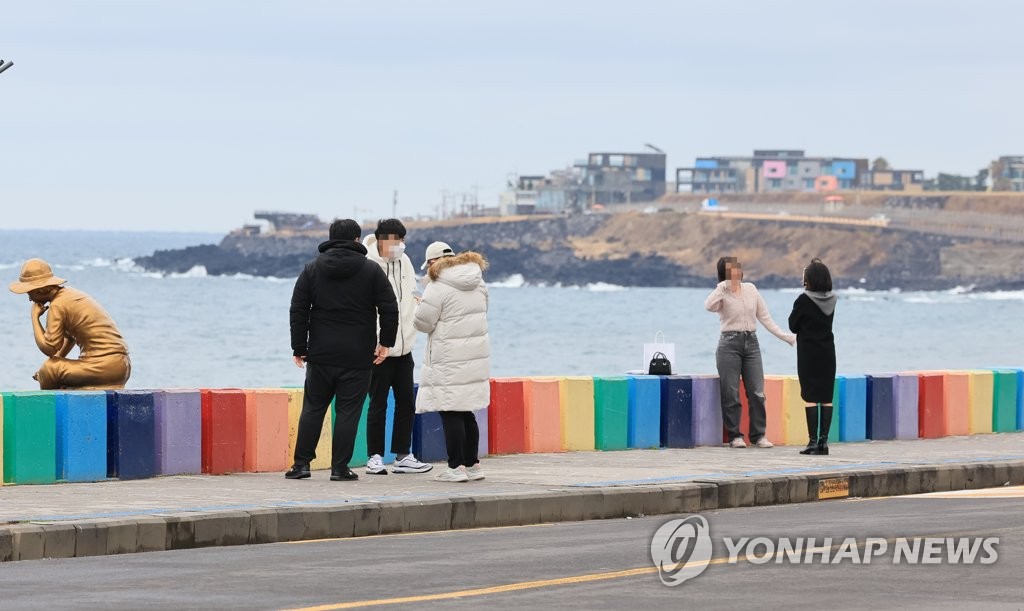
[559,377,595,451]
[286,388,332,470]
[782,376,808,446]
[968,371,994,434]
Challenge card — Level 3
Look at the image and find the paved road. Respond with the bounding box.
[1,488,1022,610]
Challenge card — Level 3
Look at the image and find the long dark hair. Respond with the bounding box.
[804,258,832,292]
[716,256,740,282]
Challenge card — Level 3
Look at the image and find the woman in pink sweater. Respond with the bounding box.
[705,257,795,448]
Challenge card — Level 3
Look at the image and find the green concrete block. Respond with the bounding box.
[332,396,369,468]
[3,392,57,484]
[992,370,1018,433]
[594,377,629,451]
[828,378,841,443]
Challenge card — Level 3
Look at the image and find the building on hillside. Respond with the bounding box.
[992,156,1024,192]
[675,150,868,194]
[861,168,926,192]
[574,151,667,205]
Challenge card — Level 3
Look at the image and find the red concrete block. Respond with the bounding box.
[524,378,562,453]
[488,379,527,455]
[918,373,946,439]
[724,378,783,443]
[201,389,246,474]
[244,390,290,473]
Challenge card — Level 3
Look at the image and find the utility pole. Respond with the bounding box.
[392,190,398,219]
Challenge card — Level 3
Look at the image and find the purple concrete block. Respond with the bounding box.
[154,390,202,475]
[893,374,920,440]
[692,376,723,447]
[474,407,489,458]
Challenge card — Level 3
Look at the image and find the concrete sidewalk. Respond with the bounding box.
[2,433,1023,562]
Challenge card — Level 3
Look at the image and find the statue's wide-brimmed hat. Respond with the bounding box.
[8,258,66,294]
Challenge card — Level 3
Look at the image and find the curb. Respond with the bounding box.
[2,460,1022,563]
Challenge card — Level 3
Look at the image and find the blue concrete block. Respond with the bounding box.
[412,411,447,463]
[106,391,157,480]
[627,376,661,449]
[660,376,694,449]
[839,375,868,442]
[55,391,108,482]
[867,375,896,440]
[1018,369,1023,431]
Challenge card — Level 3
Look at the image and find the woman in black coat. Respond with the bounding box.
[788,258,837,455]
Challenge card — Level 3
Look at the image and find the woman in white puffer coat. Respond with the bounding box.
[414,247,491,483]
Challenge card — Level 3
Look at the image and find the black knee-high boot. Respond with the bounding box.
[799,405,819,455]
[817,404,833,455]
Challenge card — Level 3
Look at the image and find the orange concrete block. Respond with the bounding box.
[524,378,563,453]
[286,388,332,471]
[244,390,290,472]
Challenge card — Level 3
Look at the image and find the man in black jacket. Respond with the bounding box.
[287,219,399,481]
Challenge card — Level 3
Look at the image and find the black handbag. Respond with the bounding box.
[648,351,672,375]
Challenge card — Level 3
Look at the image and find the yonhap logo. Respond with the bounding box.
[650,515,713,586]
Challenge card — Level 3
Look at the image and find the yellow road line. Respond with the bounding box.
[900,486,1024,499]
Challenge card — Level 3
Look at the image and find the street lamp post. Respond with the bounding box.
[0,59,14,75]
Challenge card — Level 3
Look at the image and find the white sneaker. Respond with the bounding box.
[434,466,468,482]
[392,454,433,474]
[466,464,485,481]
[754,437,774,449]
[729,438,747,448]
[365,454,387,475]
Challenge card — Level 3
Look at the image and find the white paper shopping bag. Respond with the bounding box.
[643,331,676,374]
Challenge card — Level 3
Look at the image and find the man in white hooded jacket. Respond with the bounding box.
[363,219,432,474]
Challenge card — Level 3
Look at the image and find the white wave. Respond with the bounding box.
[55,264,86,271]
[585,282,627,292]
[904,295,940,304]
[168,265,208,278]
[968,290,1024,301]
[836,287,870,295]
[947,285,975,295]
[489,273,526,289]
[779,287,803,294]
[82,257,113,267]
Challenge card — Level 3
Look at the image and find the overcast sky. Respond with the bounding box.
[1,1,1020,232]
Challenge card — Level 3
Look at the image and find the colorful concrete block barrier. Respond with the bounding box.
[626,375,661,449]
[154,390,202,476]
[2,392,56,485]
[106,391,157,480]
[593,376,629,451]
[967,371,994,434]
[55,391,107,482]
[991,370,1019,433]
[488,379,528,455]
[659,376,695,449]
[244,390,290,473]
[732,377,786,444]
[560,377,595,451]
[201,389,246,475]
[837,375,867,442]
[286,388,331,471]
[524,378,563,453]
[692,376,723,447]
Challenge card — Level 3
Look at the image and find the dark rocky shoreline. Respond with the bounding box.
[133,215,1022,292]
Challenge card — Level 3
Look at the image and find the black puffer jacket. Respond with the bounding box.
[290,239,399,369]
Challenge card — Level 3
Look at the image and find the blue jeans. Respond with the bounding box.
[716,331,767,442]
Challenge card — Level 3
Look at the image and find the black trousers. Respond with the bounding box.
[439,411,480,470]
[367,353,416,458]
[294,363,371,472]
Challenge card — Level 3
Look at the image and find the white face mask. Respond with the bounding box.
[388,242,406,261]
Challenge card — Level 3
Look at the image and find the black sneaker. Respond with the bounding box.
[285,463,311,479]
[331,468,358,481]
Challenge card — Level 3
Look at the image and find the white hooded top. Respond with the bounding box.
[413,252,490,413]
[364,234,418,357]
